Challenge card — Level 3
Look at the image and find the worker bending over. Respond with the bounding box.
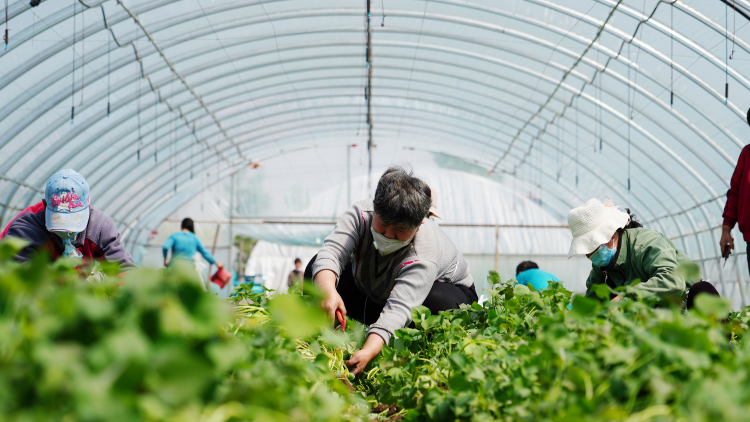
[567,199,717,308]
[1,169,134,268]
[515,261,559,291]
[305,166,477,375]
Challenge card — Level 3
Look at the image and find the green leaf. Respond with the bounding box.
[674,262,702,283]
[513,284,531,296]
[267,294,328,339]
[410,305,431,324]
[0,236,29,261]
[487,270,500,286]
[570,295,600,318]
[206,338,247,373]
[590,283,613,300]
[693,294,731,318]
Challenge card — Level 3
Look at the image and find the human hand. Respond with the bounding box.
[215,261,224,268]
[346,334,384,375]
[315,270,344,323]
[720,226,734,258]
[321,290,347,324]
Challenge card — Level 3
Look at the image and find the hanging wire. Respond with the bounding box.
[538,126,543,204]
[80,8,85,106]
[3,0,8,50]
[201,129,205,212]
[107,27,111,116]
[594,50,598,153]
[173,114,177,193]
[598,64,603,153]
[381,0,385,26]
[627,42,632,192]
[670,2,674,108]
[71,0,76,124]
[576,97,581,186]
[136,27,142,163]
[172,77,177,193]
[725,2,729,104]
[169,76,174,173]
[557,116,562,182]
[731,0,736,59]
[627,0,648,122]
[154,92,158,163]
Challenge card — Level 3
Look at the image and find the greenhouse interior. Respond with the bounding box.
[2,0,750,420]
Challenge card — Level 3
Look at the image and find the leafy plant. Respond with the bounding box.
[0,240,366,422]
[356,277,750,421]
[4,237,750,422]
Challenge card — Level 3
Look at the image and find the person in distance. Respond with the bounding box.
[0,169,134,269]
[515,260,560,291]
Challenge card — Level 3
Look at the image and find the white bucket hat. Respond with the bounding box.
[567,198,630,258]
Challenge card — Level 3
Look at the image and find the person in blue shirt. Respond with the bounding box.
[163,218,224,270]
[515,261,559,291]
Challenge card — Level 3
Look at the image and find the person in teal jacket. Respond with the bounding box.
[163,218,224,269]
[515,261,559,291]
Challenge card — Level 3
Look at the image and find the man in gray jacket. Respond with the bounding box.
[305,167,476,375]
[1,169,134,269]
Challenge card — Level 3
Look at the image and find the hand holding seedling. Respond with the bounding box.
[347,333,384,375]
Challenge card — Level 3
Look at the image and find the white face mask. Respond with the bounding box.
[370,226,413,256]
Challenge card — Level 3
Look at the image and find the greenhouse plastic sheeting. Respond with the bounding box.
[1,0,749,303]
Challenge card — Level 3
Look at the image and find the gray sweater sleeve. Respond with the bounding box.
[312,203,363,282]
[93,214,136,269]
[368,260,438,344]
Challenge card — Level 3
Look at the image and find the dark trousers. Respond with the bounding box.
[304,254,478,325]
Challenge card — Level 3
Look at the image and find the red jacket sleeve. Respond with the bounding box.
[723,146,749,228]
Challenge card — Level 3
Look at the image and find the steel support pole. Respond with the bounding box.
[494,225,500,272]
[347,144,351,206]
[229,172,235,274]
[365,0,373,198]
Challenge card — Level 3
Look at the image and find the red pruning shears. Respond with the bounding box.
[335,309,346,331]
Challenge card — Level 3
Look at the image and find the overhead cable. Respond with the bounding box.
[71,0,75,123]
[366,0,374,196]
[115,0,245,159]
[77,0,234,165]
[491,0,624,175]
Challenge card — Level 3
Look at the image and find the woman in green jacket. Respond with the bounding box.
[567,199,719,308]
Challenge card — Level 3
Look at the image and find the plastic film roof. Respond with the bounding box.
[1,0,749,286]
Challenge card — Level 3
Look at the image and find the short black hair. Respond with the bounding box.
[294,258,301,264]
[181,218,195,233]
[516,260,538,275]
[373,166,431,229]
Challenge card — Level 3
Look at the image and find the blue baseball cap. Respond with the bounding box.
[45,169,90,233]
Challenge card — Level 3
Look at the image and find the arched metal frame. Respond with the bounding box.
[0,0,748,285]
